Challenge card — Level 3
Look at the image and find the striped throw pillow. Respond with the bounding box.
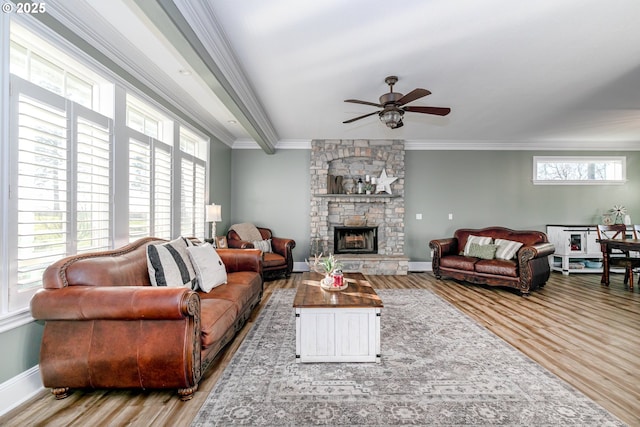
[147,237,197,288]
[494,238,523,260]
[463,235,493,256]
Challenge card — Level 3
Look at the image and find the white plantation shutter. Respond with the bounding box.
[180,157,206,238]
[8,77,113,310]
[75,110,111,253]
[153,147,172,239]
[14,92,68,306]
[127,130,173,242]
[128,137,151,241]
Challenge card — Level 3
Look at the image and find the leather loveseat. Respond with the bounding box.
[429,226,555,295]
[30,237,263,401]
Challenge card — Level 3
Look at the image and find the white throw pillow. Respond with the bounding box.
[147,237,197,288]
[187,243,227,292]
[463,235,493,256]
[494,238,524,260]
[252,239,272,253]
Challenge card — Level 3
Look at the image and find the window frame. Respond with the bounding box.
[0,17,211,332]
[532,156,627,185]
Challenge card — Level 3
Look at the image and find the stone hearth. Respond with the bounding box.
[309,139,408,275]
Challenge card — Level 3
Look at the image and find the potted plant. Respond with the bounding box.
[307,253,344,289]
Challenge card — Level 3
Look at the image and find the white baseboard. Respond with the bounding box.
[294,261,432,273]
[0,365,44,417]
[408,261,432,272]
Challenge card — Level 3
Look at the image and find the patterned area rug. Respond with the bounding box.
[192,289,625,426]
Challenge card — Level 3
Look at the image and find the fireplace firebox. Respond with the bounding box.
[334,226,378,254]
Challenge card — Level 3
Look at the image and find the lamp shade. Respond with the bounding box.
[205,204,222,222]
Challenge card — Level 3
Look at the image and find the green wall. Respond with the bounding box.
[230,148,640,263]
[0,322,43,383]
[405,150,640,261]
[230,149,311,256]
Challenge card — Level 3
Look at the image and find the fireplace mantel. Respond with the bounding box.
[314,194,400,202]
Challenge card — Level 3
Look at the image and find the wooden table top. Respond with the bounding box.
[599,238,640,251]
[293,272,384,309]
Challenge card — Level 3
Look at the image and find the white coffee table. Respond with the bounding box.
[293,272,383,363]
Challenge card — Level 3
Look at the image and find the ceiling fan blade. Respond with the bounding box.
[397,88,431,106]
[344,99,383,108]
[342,110,380,124]
[403,106,451,116]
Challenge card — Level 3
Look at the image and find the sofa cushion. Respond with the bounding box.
[186,243,227,292]
[146,237,197,288]
[468,243,498,260]
[440,254,478,271]
[199,299,237,349]
[263,252,286,268]
[475,259,518,277]
[463,235,493,255]
[494,239,524,260]
[199,271,262,312]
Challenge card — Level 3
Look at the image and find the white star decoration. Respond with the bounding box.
[375,169,397,194]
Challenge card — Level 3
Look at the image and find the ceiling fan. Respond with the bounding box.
[343,76,451,129]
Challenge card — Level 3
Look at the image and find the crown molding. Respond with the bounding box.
[233,139,640,151]
[404,140,640,151]
[173,0,279,145]
[159,0,278,154]
[40,1,236,146]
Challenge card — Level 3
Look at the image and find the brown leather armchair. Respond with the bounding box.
[227,226,296,280]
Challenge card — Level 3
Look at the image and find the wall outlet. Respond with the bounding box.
[448,213,453,220]
[416,213,422,220]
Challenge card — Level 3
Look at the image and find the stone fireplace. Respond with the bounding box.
[309,140,409,275]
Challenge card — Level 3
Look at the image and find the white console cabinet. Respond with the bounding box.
[546,225,602,275]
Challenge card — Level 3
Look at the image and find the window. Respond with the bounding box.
[10,23,108,113]
[533,156,626,185]
[1,20,210,328]
[8,77,113,312]
[126,96,174,242]
[179,127,207,238]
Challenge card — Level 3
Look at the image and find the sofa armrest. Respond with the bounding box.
[217,248,263,274]
[270,236,296,257]
[429,238,458,257]
[30,286,199,321]
[518,242,555,262]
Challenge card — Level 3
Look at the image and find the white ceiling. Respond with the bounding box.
[50,0,640,151]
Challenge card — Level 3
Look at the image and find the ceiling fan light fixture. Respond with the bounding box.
[380,109,403,129]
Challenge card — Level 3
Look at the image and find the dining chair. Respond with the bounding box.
[596,224,640,290]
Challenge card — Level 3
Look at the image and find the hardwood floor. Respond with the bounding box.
[2,272,639,426]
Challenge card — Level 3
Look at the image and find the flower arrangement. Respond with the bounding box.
[307,253,343,276]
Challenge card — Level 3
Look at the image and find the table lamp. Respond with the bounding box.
[205,204,222,244]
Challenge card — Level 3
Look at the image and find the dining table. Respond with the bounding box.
[598,238,640,287]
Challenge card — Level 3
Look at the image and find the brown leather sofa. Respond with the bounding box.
[30,237,263,401]
[227,226,296,279]
[429,226,555,295]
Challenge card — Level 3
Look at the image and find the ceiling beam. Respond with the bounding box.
[133,0,277,154]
